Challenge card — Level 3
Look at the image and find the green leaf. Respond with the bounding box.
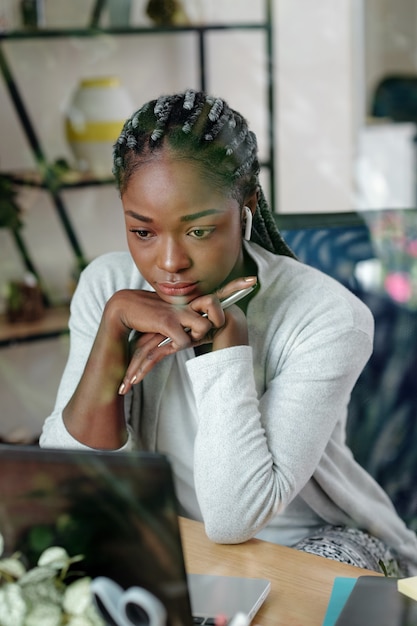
[65,604,106,626]
[62,578,92,616]
[24,602,62,626]
[82,604,106,626]
[19,566,57,586]
[66,618,92,626]
[38,547,70,570]
[0,176,22,230]
[0,583,27,626]
[66,615,102,626]
[0,557,26,581]
[20,577,63,608]
[26,524,55,555]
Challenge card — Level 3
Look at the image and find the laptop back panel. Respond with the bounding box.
[0,445,193,626]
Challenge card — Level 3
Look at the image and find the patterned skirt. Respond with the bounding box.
[293,525,408,577]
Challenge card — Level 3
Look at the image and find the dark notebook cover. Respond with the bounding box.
[322,577,357,626]
[334,576,417,626]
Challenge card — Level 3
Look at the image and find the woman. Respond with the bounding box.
[41,90,417,575]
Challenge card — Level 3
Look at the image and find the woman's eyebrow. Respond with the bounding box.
[124,210,152,222]
[124,208,223,223]
[181,208,223,222]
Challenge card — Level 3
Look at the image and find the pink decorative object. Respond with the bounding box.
[384,272,412,303]
[407,240,417,258]
[362,210,417,310]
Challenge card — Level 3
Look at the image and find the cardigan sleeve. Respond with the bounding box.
[40,253,137,451]
[185,291,373,544]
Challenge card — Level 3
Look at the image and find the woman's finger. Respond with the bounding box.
[215,276,257,302]
[118,333,169,395]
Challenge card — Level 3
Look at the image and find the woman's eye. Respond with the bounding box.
[130,229,153,240]
[188,228,213,239]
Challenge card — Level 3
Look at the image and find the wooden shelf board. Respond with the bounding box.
[3,170,115,189]
[0,306,70,344]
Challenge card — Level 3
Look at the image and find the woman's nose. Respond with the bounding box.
[156,237,191,273]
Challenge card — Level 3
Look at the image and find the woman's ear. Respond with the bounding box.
[244,190,258,215]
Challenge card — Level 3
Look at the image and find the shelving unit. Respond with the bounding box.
[0,0,274,346]
[0,306,69,347]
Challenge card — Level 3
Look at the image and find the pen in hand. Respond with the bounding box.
[157,282,257,348]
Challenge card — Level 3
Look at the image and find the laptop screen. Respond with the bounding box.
[0,445,193,626]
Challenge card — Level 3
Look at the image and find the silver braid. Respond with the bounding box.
[182,98,205,134]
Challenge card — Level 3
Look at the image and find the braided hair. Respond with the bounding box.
[113,90,295,258]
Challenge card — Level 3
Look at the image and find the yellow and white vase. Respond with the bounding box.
[65,76,133,177]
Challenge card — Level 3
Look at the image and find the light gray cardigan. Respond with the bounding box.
[40,242,417,569]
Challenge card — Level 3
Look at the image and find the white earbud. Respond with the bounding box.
[243,206,253,241]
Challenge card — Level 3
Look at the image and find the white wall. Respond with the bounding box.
[364,0,417,113]
[357,1,417,209]
[275,0,356,214]
[0,336,69,440]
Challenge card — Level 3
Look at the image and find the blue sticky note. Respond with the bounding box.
[322,577,358,626]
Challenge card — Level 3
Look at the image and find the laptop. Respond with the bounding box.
[0,445,270,625]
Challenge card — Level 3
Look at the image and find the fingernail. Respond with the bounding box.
[118,382,125,395]
[244,276,257,282]
[130,374,137,384]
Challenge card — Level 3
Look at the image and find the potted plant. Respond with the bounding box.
[0,174,46,322]
[0,533,104,626]
[0,174,23,231]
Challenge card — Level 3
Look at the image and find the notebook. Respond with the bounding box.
[0,445,270,625]
[334,576,417,626]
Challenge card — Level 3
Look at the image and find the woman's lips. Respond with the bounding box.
[157,282,199,298]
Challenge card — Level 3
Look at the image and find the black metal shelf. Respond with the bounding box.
[0,22,270,40]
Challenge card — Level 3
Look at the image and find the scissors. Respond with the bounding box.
[90,576,167,626]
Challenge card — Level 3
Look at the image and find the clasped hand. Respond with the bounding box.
[110,276,256,395]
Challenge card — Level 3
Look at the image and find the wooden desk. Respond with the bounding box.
[179,517,377,626]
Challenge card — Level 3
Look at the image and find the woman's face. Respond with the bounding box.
[122,154,246,304]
